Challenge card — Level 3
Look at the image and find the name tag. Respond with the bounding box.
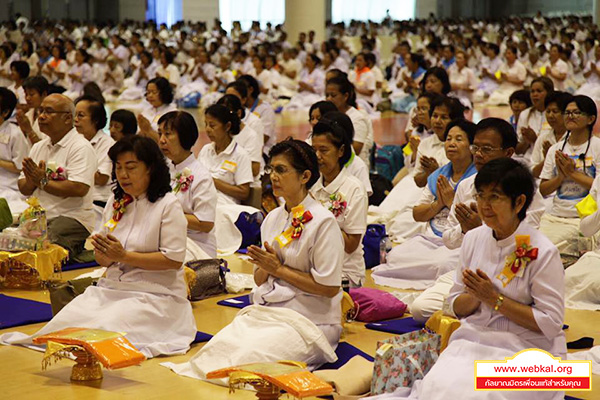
[0,133,9,144]
[221,160,237,173]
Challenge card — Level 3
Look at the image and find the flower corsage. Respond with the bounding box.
[104,194,134,232]
[275,205,313,247]
[328,192,347,218]
[497,235,538,287]
[173,167,194,193]
[46,161,66,181]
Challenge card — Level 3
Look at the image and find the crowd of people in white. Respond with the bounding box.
[1,11,600,400]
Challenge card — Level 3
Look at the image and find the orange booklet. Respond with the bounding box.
[207,361,333,398]
[33,327,146,369]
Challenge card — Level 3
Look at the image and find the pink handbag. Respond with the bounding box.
[349,287,407,322]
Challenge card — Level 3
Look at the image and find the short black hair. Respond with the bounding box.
[205,103,241,135]
[475,117,518,149]
[421,67,451,94]
[110,109,137,135]
[544,91,573,111]
[443,118,476,143]
[268,138,320,189]
[237,75,260,100]
[568,95,598,130]
[322,110,355,141]
[23,76,49,95]
[10,61,29,80]
[309,100,337,120]
[226,80,248,99]
[509,89,532,108]
[217,94,246,119]
[430,95,464,119]
[75,95,107,132]
[0,87,17,120]
[475,158,534,221]
[157,110,198,151]
[312,118,352,167]
[108,135,172,203]
[147,77,174,105]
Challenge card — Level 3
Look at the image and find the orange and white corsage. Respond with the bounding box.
[104,194,133,232]
[497,235,539,287]
[274,204,313,247]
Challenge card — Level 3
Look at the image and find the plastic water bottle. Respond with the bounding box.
[379,235,391,264]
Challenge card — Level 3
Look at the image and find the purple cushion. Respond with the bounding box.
[349,287,407,322]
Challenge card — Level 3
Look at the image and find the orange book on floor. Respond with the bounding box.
[33,327,146,369]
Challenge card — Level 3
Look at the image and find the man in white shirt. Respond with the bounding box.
[18,94,97,259]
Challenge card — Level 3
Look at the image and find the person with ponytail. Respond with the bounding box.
[311,118,368,287]
[540,95,600,251]
[326,75,374,168]
[200,104,253,204]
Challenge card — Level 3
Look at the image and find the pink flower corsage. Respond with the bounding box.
[46,161,66,181]
[328,192,347,218]
[173,167,194,193]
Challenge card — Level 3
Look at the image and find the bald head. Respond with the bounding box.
[38,94,75,143]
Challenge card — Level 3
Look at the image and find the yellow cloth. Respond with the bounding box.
[576,194,598,218]
[425,310,461,352]
[0,244,68,280]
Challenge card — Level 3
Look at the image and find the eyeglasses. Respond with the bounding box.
[469,144,503,155]
[264,164,291,176]
[564,110,587,118]
[474,192,509,205]
[38,108,71,116]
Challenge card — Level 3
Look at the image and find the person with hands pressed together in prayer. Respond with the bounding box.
[2,135,196,358]
[538,95,600,251]
[138,77,177,143]
[171,140,343,381]
[18,94,96,259]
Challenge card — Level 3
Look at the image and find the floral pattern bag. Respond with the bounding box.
[370,329,441,395]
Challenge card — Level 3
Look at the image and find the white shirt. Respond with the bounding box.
[448,64,478,101]
[169,154,217,257]
[498,60,527,91]
[252,101,276,154]
[156,64,180,87]
[242,110,266,149]
[443,173,546,250]
[112,45,130,71]
[311,169,368,286]
[531,128,566,168]
[252,194,344,326]
[67,62,92,95]
[516,107,550,165]
[344,151,373,196]
[583,59,600,85]
[541,136,600,218]
[0,120,28,200]
[413,133,448,176]
[140,102,178,132]
[8,84,26,105]
[348,69,376,104]
[21,129,97,233]
[346,107,374,169]
[547,58,569,91]
[88,130,115,202]
[448,222,566,356]
[299,67,325,96]
[97,192,188,298]
[198,139,254,205]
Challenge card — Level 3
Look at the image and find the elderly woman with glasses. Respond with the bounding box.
[539,95,600,252]
[370,159,565,400]
[167,139,345,381]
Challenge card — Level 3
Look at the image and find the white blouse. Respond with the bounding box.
[311,168,368,286]
[97,192,188,298]
[198,139,254,205]
[140,102,178,132]
[252,194,344,326]
[89,131,116,202]
[169,154,218,257]
[0,120,29,199]
[448,222,566,356]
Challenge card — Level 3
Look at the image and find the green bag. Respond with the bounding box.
[48,277,97,315]
[0,198,12,231]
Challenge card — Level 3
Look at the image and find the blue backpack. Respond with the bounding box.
[371,144,405,182]
[177,91,202,108]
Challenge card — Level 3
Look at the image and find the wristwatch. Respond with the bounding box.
[39,176,49,191]
[494,294,505,311]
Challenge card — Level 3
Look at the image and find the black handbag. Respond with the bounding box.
[48,277,97,315]
[184,258,227,301]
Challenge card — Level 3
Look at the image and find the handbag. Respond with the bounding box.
[370,330,441,395]
[349,287,407,322]
[0,198,12,231]
[234,211,263,250]
[362,224,386,269]
[48,277,97,315]
[184,258,227,301]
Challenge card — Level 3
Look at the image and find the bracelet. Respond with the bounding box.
[39,176,49,191]
[494,294,504,311]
